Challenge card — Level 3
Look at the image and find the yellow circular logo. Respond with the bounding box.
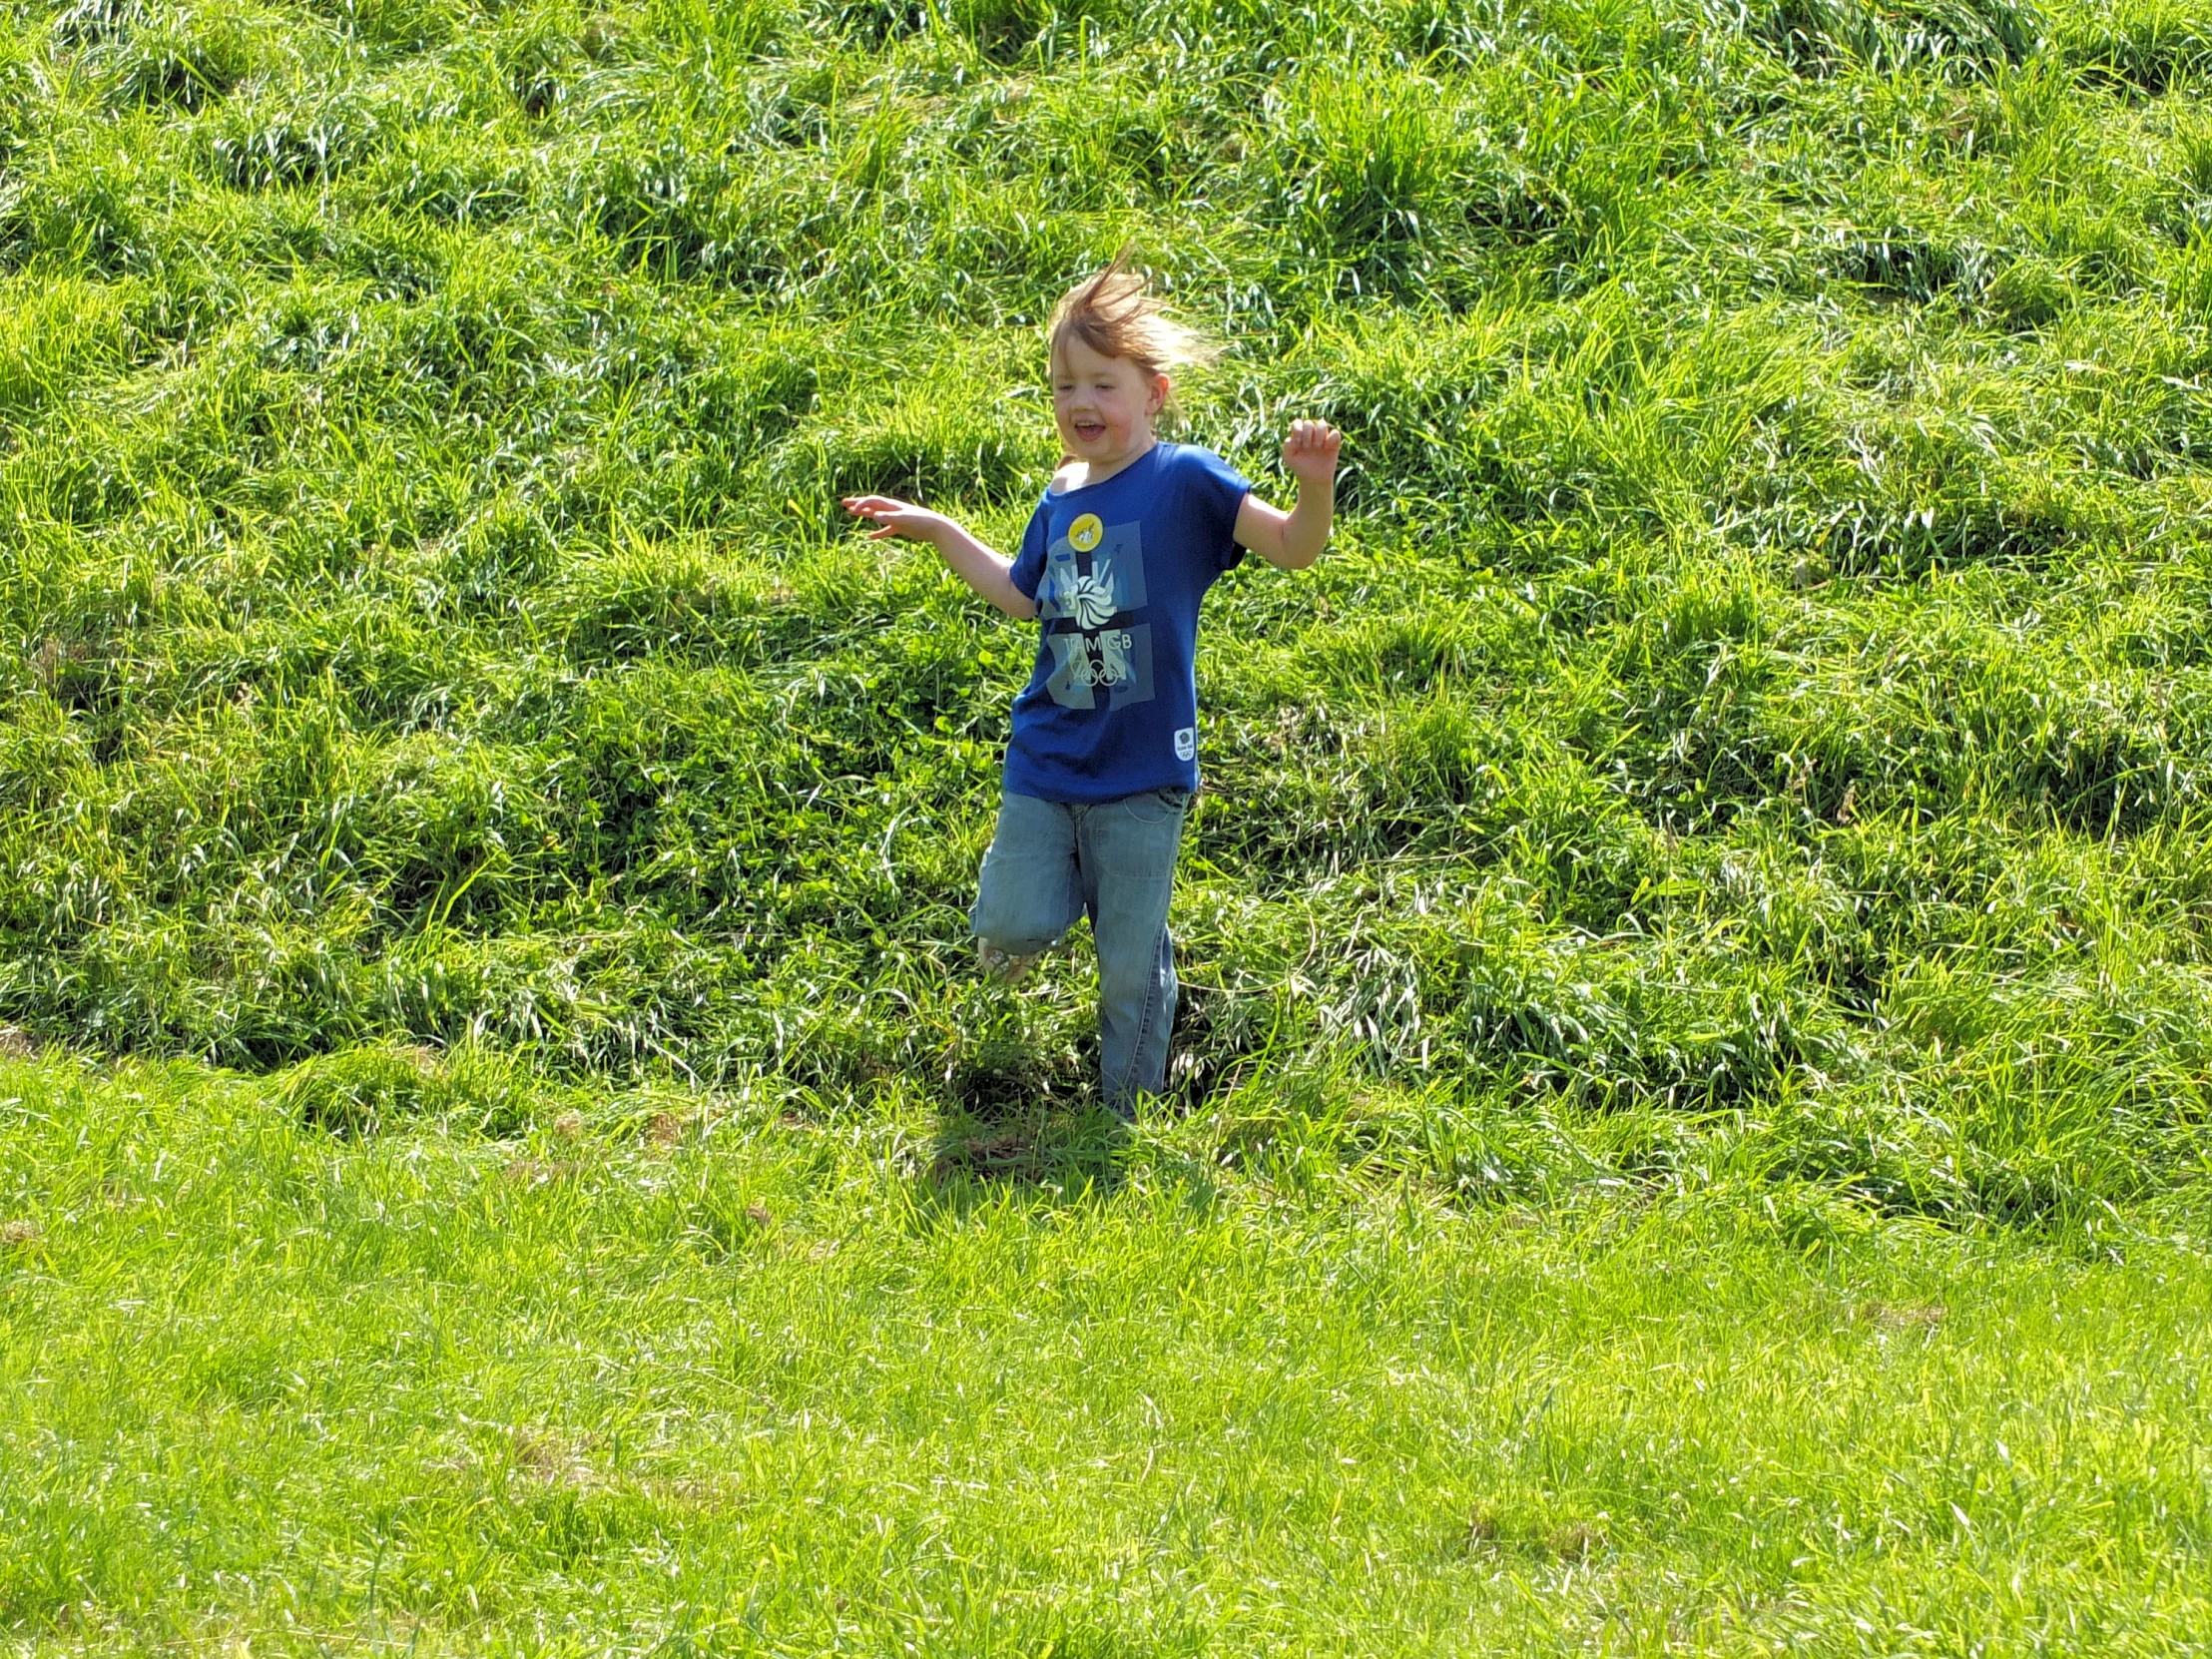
[1068,513,1103,553]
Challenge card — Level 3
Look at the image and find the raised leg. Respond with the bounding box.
[969,792,1083,982]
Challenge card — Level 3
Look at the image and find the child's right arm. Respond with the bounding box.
[840,495,1038,620]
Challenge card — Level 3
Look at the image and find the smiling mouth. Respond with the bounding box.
[1071,421,1106,441]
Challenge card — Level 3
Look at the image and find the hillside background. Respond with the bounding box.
[9,0,2212,1218]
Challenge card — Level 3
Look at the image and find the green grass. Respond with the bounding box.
[5,0,2212,1644]
[6,1058,2210,1654]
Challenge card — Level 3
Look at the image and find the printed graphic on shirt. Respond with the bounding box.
[1035,518,1154,712]
[1045,623,1154,709]
[1174,726,1195,761]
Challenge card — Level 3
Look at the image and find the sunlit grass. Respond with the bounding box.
[5,0,2212,1643]
[4,1057,2210,1653]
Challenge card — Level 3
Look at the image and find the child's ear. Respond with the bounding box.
[1148,372,1170,418]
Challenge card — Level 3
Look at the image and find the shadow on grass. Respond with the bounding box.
[907,1014,1134,1211]
[918,1090,1135,1216]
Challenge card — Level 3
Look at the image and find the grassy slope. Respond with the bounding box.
[5,0,2212,1645]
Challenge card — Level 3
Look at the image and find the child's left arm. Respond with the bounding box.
[1234,419,1343,571]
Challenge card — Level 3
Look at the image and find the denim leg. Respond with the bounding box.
[1078,790,1187,1114]
[969,792,1083,970]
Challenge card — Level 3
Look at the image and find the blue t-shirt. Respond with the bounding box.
[1003,442,1251,804]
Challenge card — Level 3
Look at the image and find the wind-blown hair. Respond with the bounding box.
[1046,251,1218,389]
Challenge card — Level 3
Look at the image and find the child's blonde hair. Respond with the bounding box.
[1047,250,1218,392]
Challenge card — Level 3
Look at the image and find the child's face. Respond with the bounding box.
[1052,335,1167,470]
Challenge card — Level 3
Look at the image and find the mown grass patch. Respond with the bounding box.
[2,1056,2209,1653]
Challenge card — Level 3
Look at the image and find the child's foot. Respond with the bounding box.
[976,943,1040,984]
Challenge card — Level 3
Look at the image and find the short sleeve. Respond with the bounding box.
[1008,497,1050,601]
[1181,446,1252,573]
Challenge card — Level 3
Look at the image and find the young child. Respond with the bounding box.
[842,256,1341,1116]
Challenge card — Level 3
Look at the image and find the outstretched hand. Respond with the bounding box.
[1282,419,1343,486]
[840,493,1033,619]
[842,494,949,544]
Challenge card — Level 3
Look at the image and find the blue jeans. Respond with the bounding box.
[969,787,1190,1116]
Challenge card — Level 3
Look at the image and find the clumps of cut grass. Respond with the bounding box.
[0,142,154,276]
[574,133,768,282]
[204,79,393,190]
[1276,67,1466,282]
[79,6,254,112]
[2057,0,2212,91]
[1261,56,1702,299]
[1462,1499,1612,1564]
[776,375,1053,511]
[1760,0,2046,79]
[276,1040,538,1134]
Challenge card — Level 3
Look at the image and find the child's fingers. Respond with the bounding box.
[1282,421,1341,464]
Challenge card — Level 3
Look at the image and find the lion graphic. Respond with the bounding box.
[1068,559,1120,630]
